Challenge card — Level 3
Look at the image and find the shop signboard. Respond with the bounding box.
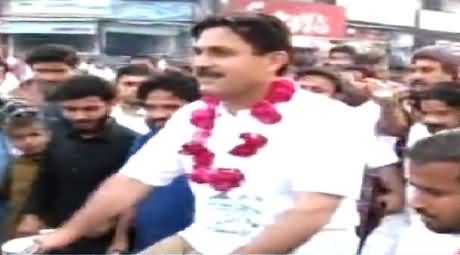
[225,0,346,38]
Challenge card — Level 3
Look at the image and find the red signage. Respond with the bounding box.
[225,0,347,38]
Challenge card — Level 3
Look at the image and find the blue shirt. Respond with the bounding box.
[128,130,195,251]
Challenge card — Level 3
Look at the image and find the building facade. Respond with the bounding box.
[0,0,201,56]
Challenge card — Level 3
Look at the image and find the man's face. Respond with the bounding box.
[117,75,150,105]
[60,96,113,133]
[7,125,49,155]
[409,161,460,234]
[297,74,337,98]
[143,89,187,129]
[31,62,75,85]
[327,52,354,68]
[408,59,453,89]
[420,99,460,134]
[192,27,286,99]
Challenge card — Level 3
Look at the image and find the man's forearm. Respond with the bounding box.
[377,104,410,137]
[234,196,340,254]
[61,174,151,239]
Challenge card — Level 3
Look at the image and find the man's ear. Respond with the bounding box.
[266,51,290,74]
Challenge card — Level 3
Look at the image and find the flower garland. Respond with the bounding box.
[180,79,295,192]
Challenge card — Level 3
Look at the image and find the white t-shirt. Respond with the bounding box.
[407,123,431,148]
[395,218,460,255]
[111,105,149,135]
[119,89,366,254]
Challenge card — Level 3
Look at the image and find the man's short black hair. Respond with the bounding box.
[26,44,79,67]
[191,13,292,75]
[329,45,357,59]
[137,73,200,103]
[49,75,116,102]
[116,64,154,82]
[407,131,460,167]
[342,65,376,78]
[417,82,460,109]
[295,67,343,93]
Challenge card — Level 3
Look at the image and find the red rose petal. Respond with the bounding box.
[265,79,295,103]
[180,141,207,155]
[188,168,211,184]
[229,144,257,157]
[251,101,282,124]
[208,169,244,192]
[240,133,268,147]
[191,108,215,130]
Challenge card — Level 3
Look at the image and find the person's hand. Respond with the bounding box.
[16,215,44,237]
[34,227,80,253]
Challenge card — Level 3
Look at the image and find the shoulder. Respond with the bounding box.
[288,88,355,120]
[110,122,140,142]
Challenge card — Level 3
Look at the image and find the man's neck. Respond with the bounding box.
[223,78,274,114]
[120,102,141,115]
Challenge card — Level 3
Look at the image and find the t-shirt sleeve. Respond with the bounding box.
[118,105,193,186]
[289,103,366,200]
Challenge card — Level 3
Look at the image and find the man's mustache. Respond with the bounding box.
[195,68,224,78]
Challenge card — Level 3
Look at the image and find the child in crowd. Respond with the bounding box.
[0,105,50,238]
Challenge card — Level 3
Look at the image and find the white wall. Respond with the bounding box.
[441,0,460,13]
[337,0,420,26]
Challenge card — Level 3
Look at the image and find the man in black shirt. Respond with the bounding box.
[17,75,137,254]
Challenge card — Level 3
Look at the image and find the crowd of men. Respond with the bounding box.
[0,12,458,255]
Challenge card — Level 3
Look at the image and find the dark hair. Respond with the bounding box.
[295,68,343,93]
[5,113,48,132]
[137,73,200,103]
[354,53,385,66]
[417,82,460,109]
[26,44,79,68]
[130,55,158,65]
[192,13,293,75]
[116,64,153,82]
[329,45,357,59]
[406,131,460,167]
[49,75,116,102]
[342,65,376,78]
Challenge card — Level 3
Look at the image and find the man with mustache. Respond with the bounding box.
[407,82,460,146]
[34,14,365,255]
[394,132,460,255]
[18,75,137,254]
[378,46,460,138]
